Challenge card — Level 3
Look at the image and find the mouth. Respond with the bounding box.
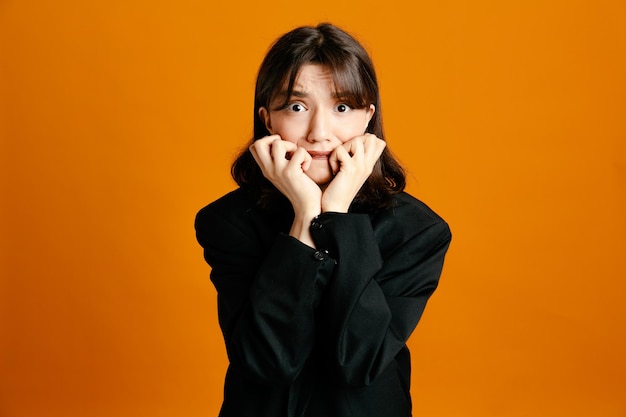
[307,151,331,160]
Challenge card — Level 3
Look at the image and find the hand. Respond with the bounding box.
[249,135,322,247]
[321,134,386,213]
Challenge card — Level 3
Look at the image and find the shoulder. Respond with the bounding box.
[375,192,448,228]
[371,192,451,250]
[195,188,290,251]
[194,188,258,245]
[196,188,255,225]
[392,192,447,225]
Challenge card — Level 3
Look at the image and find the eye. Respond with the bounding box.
[335,103,352,113]
[285,103,306,112]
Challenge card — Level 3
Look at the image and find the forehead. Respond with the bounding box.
[267,60,370,108]
[277,63,361,97]
[269,64,339,106]
[292,64,334,90]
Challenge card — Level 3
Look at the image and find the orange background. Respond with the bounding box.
[1,1,625,416]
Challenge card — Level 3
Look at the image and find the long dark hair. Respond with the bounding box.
[232,23,406,210]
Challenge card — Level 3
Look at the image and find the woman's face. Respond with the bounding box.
[259,64,375,186]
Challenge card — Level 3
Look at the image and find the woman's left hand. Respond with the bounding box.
[321,134,386,213]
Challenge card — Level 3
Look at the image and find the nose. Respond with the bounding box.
[306,109,331,143]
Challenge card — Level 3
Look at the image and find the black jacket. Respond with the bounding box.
[195,188,451,417]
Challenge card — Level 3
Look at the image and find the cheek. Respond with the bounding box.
[270,117,306,144]
[336,115,369,142]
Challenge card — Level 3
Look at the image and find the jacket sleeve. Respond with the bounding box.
[310,211,451,387]
[195,204,336,385]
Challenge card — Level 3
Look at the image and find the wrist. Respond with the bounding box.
[321,198,350,213]
[289,211,319,249]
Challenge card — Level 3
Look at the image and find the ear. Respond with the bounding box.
[258,107,273,134]
[365,104,375,130]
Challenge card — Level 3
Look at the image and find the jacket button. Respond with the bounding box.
[313,250,328,260]
[311,221,323,230]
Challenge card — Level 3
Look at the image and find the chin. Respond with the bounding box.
[306,168,333,186]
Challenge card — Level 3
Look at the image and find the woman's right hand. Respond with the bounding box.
[249,136,322,247]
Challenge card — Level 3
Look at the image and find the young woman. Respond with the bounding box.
[195,23,451,417]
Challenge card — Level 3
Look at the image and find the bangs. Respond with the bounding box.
[272,52,376,110]
[330,61,373,109]
[327,52,375,108]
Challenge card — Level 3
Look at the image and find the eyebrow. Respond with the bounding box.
[289,90,308,98]
[276,89,347,99]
